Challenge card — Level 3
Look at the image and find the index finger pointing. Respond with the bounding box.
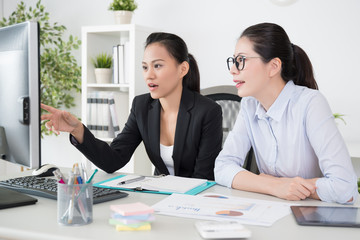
[41,103,56,113]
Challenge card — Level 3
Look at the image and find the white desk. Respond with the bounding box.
[1,170,359,240]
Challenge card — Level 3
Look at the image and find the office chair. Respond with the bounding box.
[201,85,259,174]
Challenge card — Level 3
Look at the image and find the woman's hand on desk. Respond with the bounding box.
[262,173,318,201]
[41,103,84,143]
[231,171,319,201]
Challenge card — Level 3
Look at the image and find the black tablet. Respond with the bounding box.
[291,206,360,227]
[0,187,38,209]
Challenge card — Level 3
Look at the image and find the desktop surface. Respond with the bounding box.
[1,170,359,240]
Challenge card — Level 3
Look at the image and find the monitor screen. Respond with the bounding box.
[0,21,41,169]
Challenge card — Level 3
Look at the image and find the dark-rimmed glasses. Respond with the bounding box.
[226,55,261,71]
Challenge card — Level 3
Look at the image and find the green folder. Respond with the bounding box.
[94,175,216,195]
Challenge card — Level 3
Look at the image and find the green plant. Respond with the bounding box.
[91,53,113,69]
[109,0,138,11]
[0,0,81,137]
[333,113,346,125]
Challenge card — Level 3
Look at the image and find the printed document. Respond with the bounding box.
[97,175,207,194]
[152,193,295,226]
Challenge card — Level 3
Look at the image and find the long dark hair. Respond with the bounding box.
[240,23,318,90]
[145,32,200,93]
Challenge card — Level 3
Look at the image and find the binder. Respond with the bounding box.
[99,91,110,138]
[112,45,119,84]
[94,174,216,195]
[108,92,120,137]
[88,91,98,136]
[96,91,104,137]
[117,44,125,84]
[86,92,94,133]
[123,41,130,84]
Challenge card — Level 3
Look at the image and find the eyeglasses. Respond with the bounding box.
[226,55,261,71]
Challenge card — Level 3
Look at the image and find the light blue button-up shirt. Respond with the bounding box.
[214,81,358,204]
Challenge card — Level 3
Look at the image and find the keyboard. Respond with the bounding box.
[0,176,128,204]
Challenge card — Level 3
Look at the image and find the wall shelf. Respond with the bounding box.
[81,24,155,175]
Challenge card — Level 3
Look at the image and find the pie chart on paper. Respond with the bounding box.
[216,210,244,216]
[203,195,228,199]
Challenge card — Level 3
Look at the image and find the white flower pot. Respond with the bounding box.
[114,11,133,24]
[94,68,112,84]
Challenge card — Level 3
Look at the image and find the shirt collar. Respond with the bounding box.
[255,81,295,122]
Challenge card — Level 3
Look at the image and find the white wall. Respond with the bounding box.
[2,0,360,170]
[0,0,3,17]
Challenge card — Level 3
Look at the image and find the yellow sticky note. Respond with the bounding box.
[115,223,151,231]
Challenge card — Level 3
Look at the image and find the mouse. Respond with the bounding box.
[32,164,59,177]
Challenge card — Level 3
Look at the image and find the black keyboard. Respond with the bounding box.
[0,176,128,204]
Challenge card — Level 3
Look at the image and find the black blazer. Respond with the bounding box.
[74,87,222,180]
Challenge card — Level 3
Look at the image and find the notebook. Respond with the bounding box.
[0,187,38,209]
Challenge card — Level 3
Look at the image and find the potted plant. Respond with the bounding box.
[0,0,81,137]
[333,113,346,125]
[92,53,113,84]
[109,0,138,24]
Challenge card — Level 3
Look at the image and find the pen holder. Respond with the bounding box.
[57,183,93,226]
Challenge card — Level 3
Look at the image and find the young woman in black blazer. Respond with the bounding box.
[41,32,222,180]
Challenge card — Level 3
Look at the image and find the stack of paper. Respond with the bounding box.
[109,202,155,231]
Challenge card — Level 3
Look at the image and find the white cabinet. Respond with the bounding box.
[81,24,155,175]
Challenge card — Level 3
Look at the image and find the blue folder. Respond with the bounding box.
[94,175,216,195]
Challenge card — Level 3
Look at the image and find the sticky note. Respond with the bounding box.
[110,202,154,216]
[115,223,151,231]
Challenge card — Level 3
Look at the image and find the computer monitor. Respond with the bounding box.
[0,21,41,169]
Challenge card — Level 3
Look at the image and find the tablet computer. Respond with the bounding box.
[291,206,360,227]
[0,187,37,209]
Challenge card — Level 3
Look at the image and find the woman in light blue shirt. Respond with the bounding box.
[214,23,358,204]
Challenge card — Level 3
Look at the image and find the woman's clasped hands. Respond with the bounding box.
[260,173,318,201]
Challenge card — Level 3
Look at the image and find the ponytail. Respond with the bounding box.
[183,53,200,93]
[292,44,318,90]
[241,23,318,90]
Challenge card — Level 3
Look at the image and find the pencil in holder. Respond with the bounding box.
[57,182,93,226]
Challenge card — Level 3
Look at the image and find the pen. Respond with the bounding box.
[79,162,87,182]
[72,163,78,172]
[60,171,75,220]
[80,162,90,198]
[67,172,76,224]
[77,196,88,222]
[118,176,145,185]
[53,169,66,184]
[73,164,81,184]
[86,169,98,184]
[77,176,83,184]
[67,198,74,224]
